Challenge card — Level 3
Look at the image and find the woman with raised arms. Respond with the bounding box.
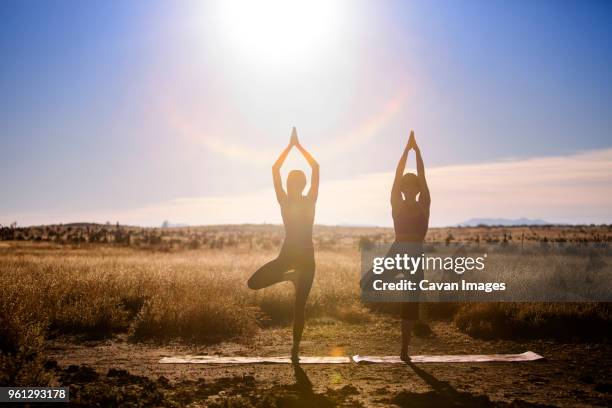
[247,127,319,363]
[390,130,431,361]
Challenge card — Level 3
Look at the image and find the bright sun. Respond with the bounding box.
[209,0,345,69]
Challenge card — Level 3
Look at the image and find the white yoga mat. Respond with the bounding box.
[159,351,543,364]
[159,355,351,364]
[353,351,544,363]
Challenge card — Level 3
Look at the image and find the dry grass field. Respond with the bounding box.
[0,224,610,406]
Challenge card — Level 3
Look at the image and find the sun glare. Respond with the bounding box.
[209,0,345,69]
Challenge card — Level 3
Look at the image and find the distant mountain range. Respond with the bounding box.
[458,218,549,227]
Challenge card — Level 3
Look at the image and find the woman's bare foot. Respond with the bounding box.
[400,346,411,362]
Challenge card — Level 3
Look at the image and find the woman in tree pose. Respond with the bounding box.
[390,130,431,361]
[247,127,319,362]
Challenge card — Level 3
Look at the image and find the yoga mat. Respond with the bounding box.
[159,355,351,364]
[159,352,543,364]
[353,351,544,363]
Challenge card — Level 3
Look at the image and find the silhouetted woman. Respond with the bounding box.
[247,127,319,362]
[391,130,430,361]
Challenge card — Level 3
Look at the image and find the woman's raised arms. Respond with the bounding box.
[272,137,294,205]
[296,139,319,202]
[391,130,412,207]
[273,127,319,203]
[412,135,431,217]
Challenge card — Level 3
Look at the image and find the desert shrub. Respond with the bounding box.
[51,295,130,338]
[0,289,51,386]
[454,302,612,340]
[10,257,137,339]
[130,282,257,343]
[358,236,375,251]
[120,294,148,318]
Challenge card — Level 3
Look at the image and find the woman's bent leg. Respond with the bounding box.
[247,257,289,290]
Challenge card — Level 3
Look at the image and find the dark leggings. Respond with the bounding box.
[247,247,315,344]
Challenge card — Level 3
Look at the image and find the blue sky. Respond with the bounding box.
[1,0,611,226]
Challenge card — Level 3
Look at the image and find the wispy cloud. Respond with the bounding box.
[4,148,611,227]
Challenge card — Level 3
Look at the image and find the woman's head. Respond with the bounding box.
[287,170,307,196]
[401,173,420,199]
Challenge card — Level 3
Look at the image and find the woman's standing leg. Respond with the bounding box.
[291,256,315,361]
[400,317,415,361]
[401,248,423,361]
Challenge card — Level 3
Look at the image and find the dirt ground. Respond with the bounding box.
[47,319,611,407]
